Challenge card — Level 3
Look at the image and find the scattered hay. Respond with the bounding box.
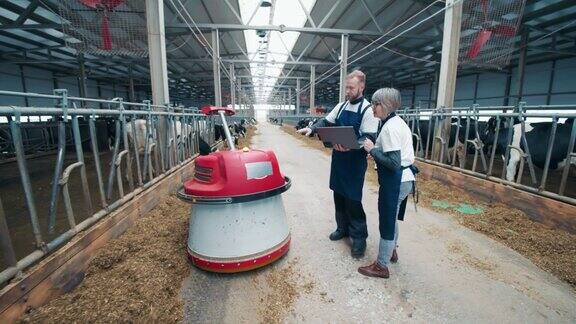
[238,124,257,149]
[21,196,191,323]
[22,125,261,322]
[447,240,497,275]
[281,124,576,289]
[258,258,315,324]
[418,178,576,288]
[281,125,332,154]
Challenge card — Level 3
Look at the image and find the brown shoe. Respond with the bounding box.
[390,248,398,263]
[358,261,390,278]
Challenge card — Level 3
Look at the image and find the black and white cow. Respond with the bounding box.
[295,117,319,131]
[232,121,247,137]
[214,123,239,146]
[247,118,257,125]
[295,118,311,130]
[125,119,193,156]
[410,118,461,162]
[482,117,576,182]
[214,124,226,142]
[198,136,213,156]
[453,118,488,154]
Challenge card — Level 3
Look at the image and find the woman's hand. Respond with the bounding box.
[363,138,375,153]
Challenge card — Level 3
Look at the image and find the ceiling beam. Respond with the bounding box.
[165,23,436,40]
[12,0,41,26]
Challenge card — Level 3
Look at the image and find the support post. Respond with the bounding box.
[229,63,235,110]
[237,77,242,110]
[411,84,416,109]
[516,31,529,103]
[546,59,556,105]
[433,0,463,162]
[473,73,480,104]
[52,74,59,90]
[212,29,222,106]
[146,0,169,106]
[96,79,103,109]
[503,67,512,107]
[128,64,136,102]
[296,78,301,115]
[78,54,88,101]
[339,34,349,102]
[310,65,315,112]
[146,0,169,166]
[19,65,29,106]
[428,77,434,108]
[288,88,292,114]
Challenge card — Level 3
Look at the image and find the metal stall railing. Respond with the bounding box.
[398,102,576,206]
[269,102,575,204]
[267,114,326,127]
[0,90,217,286]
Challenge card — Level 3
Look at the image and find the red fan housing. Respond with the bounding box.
[467,0,517,59]
[79,0,125,50]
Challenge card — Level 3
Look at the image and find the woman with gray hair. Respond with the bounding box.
[358,87,417,278]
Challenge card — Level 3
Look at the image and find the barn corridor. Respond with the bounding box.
[180,121,576,323]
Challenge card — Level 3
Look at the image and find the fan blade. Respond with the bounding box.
[489,25,516,37]
[468,29,492,59]
[479,0,489,17]
[101,15,113,50]
[102,0,125,10]
[79,0,102,9]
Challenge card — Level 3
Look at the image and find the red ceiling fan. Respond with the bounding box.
[467,0,517,59]
[79,0,125,50]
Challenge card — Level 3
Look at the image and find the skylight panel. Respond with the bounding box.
[239,0,316,104]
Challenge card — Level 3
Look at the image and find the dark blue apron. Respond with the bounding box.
[376,113,416,240]
[329,100,370,202]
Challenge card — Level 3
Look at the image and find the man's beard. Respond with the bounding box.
[346,90,362,101]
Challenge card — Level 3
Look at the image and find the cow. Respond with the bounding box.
[454,117,489,154]
[232,121,246,137]
[125,119,193,155]
[247,118,257,125]
[481,117,576,182]
[214,123,239,147]
[125,119,152,154]
[198,136,213,155]
[295,118,311,130]
[411,118,460,161]
[411,117,490,167]
[227,123,241,146]
[214,124,226,141]
[295,117,319,131]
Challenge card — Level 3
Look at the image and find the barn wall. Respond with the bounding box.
[0,65,154,107]
[397,57,576,108]
[3,57,576,111]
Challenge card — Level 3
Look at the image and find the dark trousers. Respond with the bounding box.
[333,191,368,241]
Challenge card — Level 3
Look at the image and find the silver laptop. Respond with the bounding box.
[316,126,361,149]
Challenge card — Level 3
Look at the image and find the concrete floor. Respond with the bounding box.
[181,121,576,323]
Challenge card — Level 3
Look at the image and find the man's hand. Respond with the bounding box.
[296,127,312,137]
[333,144,350,152]
[363,138,375,153]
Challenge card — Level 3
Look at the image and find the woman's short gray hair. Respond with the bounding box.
[372,88,401,112]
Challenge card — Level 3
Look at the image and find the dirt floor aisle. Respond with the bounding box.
[181,122,576,323]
